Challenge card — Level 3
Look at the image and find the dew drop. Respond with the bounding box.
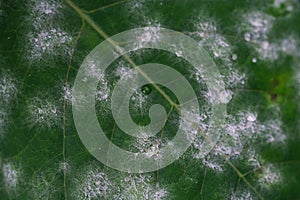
[141,85,152,95]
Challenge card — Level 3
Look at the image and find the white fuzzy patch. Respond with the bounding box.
[25,0,72,63]
[116,174,168,200]
[27,97,61,129]
[2,162,19,191]
[240,11,299,61]
[0,72,17,107]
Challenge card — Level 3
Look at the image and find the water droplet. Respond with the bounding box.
[141,85,152,95]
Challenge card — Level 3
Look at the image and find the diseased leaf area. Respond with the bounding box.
[1,0,300,199]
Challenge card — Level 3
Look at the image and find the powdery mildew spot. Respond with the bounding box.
[189,17,246,88]
[25,0,72,63]
[204,89,233,104]
[116,174,168,200]
[30,0,62,23]
[59,161,69,173]
[239,11,299,61]
[133,137,165,160]
[28,28,72,61]
[190,18,233,67]
[73,163,115,200]
[258,163,282,189]
[72,163,168,200]
[115,61,135,81]
[0,71,18,107]
[193,108,286,172]
[96,77,110,102]
[27,97,61,129]
[230,189,255,200]
[226,69,246,87]
[134,24,162,50]
[62,83,75,103]
[2,162,20,193]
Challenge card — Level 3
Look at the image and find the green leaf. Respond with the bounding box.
[1,0,300,199]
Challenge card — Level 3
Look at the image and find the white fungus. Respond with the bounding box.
[246,112,257,122]
[26,0,72,63]
[27,97,61,129]
[0,72,17,107]
[2,162,19,191]
[258,164,282,189]
[117,174,168,200]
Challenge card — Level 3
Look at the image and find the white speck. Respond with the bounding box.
[28,29,72,61]
[26,0,72,63]
[286,5,293,11]
[63,84,75,103]
[239,11,299,62]
[246,112,257,122]
[2,162,19,191]
[230,190,254,200]
[175,50,183,57]
[182,108,208,144]
[219,90,233,104]
[27,97,61,129]
[31,0,62,17]
[133,137,164,160]
[258,164,282,188]
[244,33,251,42]
[141,32,152,43]
[265,119,286,143]
[96,77,110,102]
[0,72,18,107]
[115,61,135,80]
[190,17,233,66]
[204,89,233,104]
[246,149,261,168]
[82,169,112,199]
[280,36,298,55]
[238,11,288,62]
[201,154,224,172]
[73,163,115,199]
[117,174,168,200]
[59,162,69,173]
[227,70,246,86]
[130,88,148,110]
[245,12,274,41]
[231,54,238,61]
[252,57,257,63]
[135,25,161,49]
